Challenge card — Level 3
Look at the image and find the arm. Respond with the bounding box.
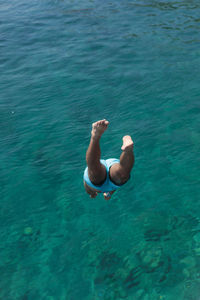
[84,181,98,198]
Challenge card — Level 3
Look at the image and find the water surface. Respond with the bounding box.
[1,0,200,299]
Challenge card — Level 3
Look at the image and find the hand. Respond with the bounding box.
[103,192,112,201]
[103,190,116,200]
[90,192,97,198]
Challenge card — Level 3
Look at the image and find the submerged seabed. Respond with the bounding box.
[1,0,200,299]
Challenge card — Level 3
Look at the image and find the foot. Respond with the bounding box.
[121,135,134,151]
[91,119,109,139]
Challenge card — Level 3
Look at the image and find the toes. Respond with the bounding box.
[123,135,132,141]
[99,120,105,125]
[92,120,109,133]
[102,120,109,127]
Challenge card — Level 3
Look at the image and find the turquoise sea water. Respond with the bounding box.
[1,0,200,299]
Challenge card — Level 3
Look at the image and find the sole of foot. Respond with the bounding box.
[121,135,134,151]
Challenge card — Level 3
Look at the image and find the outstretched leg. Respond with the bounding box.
[110,135,134,185]
[86,119,109,185]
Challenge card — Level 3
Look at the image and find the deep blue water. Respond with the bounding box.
[1,0,200,299]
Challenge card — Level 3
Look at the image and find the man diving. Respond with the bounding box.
[83,119,134,200]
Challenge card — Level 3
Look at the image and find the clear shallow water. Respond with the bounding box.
[1,0,200,299]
